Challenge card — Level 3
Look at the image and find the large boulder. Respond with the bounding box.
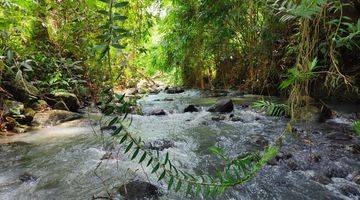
[208,99,234,113]
[32,110,82,127]
[52,91,81,112]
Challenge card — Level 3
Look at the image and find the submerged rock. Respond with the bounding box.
[346,144,360,154]
[318,104,335,122]
[212,115,226,121]
[100,125,117,131]
[324,165,349,179]
[203,90,229,97]
[184,105,199,113]
[32,110,82,127]
[327,132,353,141]
[312,173,332,185]
[117,181,161,199]
[340,185,360,197]
[246,134,269,151]
[149,109,166,116]
[230,115,244,122]
[144,139,174,151]
[208,99,234,113]
[19,172,37,183]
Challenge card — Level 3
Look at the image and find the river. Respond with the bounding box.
[0,90,359,199]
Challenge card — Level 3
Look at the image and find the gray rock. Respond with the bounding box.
[52,91,80,112]
[340,185,360,197]
[324,165,349,179]
[166,86,184,94]
[212,115,226,121]
[184,105,199,113]
[312,173,332,185]
[230,116,244,122]
[53,100,69,111]
[117,181,161,199]
[327,132,353,141]
[208,99,234,113]
[144,139,174,151]
[149,109,166,116]
[32,110,82,127]
[3,100,24,116]
[247,134,269,151]
[19,172,37,183]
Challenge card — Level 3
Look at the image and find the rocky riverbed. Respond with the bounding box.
[0,90,359,199]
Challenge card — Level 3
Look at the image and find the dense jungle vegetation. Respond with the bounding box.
[1,0,360,199]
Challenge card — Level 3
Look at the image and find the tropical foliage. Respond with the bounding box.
[355,120,360,136]
[252,99,289,117]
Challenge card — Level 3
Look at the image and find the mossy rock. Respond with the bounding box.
[52,91,80,112]
[31,100,49,111]
[3,100,25,116]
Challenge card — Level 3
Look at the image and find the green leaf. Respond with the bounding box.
[164,152,169,165]
[114,2,129,8]
[204,185,211,198]
[131,148,139,160]
[125,141,133,154]
[208,146,223,156]
[158,170,166,181]
[114,93,125,102]
[146,157,153,167]
[151,163,160,174]
[113,14,127,21]
[98,0,109,3]
[112,26,127,33]
[93,44,108,51]
[119,133,127,144]
[186,183,193,196]
[111,44,126,49]
[113,126,123,136]
[97,9,109,15]
[175,180,182,192]
[139,152,147,163]
[195,184,201,196]
[108,117,119,126]
[167,176,174,190]
[173,166,179,176]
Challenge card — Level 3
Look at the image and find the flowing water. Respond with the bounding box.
[0,90,359,200]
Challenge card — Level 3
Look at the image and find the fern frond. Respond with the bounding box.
[252,99,289,117]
